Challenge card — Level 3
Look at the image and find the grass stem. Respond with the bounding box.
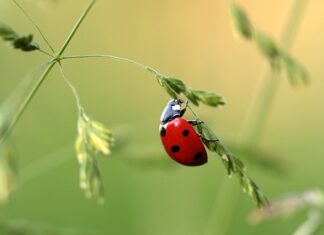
[57,0,96,57]
[239,0,309,148]
[61,54,148,70]
[61,54,167,79]
[0,60,56,146]
[204,0,309,234]
[0,0,97,145]
[12,0,55,53]
[58,63,83,111]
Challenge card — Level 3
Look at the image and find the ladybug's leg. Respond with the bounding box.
[188,120,204,126]
[198,134,220,143]
[180,107,186,117]
[179,100,189,117]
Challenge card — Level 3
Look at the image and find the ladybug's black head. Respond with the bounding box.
[160,99,184,124]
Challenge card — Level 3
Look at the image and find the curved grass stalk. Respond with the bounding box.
[1,0,268,206]
[294,210,323,235]
[239,0,310,148]
[61,54,162,77]
[204,1,309,234]
[58,63,83,111]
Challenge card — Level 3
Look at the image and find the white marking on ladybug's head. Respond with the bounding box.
[161,123,168,128]
[172,105,181,111]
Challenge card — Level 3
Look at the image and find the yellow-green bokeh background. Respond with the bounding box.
[1,0,324,234]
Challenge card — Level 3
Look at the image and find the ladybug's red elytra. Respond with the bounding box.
[159,99,207,166]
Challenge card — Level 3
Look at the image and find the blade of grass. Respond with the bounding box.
[294,210,323,235]
[204,1,309,234]
[238,0,309,148]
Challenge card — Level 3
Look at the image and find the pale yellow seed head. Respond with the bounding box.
[89,132,110,155]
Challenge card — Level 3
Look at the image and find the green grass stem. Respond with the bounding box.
[0,0,97,146]
[204,1,309,234]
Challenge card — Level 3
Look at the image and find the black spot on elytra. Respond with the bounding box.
[171,145,180,153]
[182,129,190,136]
[193,152,203,160]
[160,126,166,137]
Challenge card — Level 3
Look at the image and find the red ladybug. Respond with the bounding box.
[159,99,207,166]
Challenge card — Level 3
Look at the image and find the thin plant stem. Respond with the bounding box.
[2,60,54,108]
[239,70,280,146]
[61,54,148,70]
[204,179,238,235]
[239,0,309,148]
[0,60,56,146]
[12,0,55,53]
[0,0,97,146]
[187,104,200,118]
[38,48,54,57]
[294,210,323,235]
[61,54,167,80]
[58,63,83,111]
[61,54,163,77]
[204,1,309,234]
[56,0,96,57]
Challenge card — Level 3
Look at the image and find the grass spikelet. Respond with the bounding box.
[75,110,114,203]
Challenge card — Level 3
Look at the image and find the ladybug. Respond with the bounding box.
[159,99,208,166]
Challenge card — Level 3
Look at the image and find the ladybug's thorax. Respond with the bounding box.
[160,99,182,124]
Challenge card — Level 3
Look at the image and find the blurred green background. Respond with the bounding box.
[0,0,324,234]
